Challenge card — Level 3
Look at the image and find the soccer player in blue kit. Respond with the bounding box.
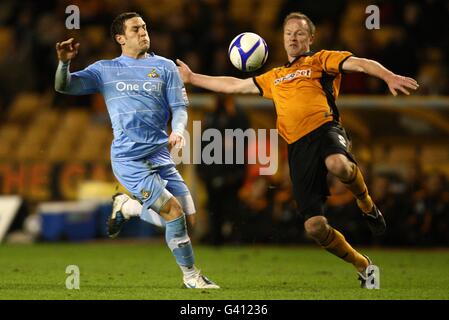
[55,12,219,289]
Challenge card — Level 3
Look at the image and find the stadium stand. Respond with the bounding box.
[0,0,447,245]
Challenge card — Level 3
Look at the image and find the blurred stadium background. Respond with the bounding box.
[0,0,448,251]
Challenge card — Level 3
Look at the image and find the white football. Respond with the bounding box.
[228,32,268,72]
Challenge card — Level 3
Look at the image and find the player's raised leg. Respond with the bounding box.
[325,154,386,235]
[108,192,196,237]
[108,159,198,234]
[108,193,166,238]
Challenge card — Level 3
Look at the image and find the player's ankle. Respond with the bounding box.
[357,195,373,214]
[355,254,370,272]
[181,265,199,279]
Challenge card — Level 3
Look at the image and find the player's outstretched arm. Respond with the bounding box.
[176,59,259,95]
[54,38,80,93]
[55,38,100,95]
[341,56,419,96]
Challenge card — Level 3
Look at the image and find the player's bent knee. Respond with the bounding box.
[304,216,329,239]
[150,188,173,213]
[162,198,183,221]
[325,154,352,179]
[156,190,183,221]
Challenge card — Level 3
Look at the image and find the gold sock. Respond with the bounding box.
[341,164,373,214]
[320,227,369,272]
[356,195,374,214]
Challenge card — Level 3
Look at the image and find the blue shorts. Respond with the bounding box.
[111,155,191,214]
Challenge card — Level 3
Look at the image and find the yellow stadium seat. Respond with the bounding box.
[7,92,50,123]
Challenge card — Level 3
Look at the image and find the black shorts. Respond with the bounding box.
[288,121,356,220]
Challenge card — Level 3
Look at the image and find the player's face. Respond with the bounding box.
[122,17,150,53]
[283,18,314,59]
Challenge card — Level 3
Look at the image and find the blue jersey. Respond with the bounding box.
[62,53,188,162]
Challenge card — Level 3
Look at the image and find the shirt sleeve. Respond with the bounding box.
[55,60,102,95]
[165,60,189,135]
[253,69,275,99]
[67,61,102,94]
[171,105,188,135]
[165,60,189,107]
[316,50,353,74]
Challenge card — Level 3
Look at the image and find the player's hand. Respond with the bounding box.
[168,132,185,149]
[56,38,80,63]
[385,74,419,96]
[176,59,193,84]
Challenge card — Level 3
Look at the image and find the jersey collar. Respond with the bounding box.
[284,51,315,67]
[119,52,155,60]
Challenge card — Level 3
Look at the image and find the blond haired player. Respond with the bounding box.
[177,12,419,287]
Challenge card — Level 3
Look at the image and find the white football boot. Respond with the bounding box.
[107,193,131,238]
[183,272,220,289]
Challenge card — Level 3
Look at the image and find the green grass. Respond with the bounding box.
[0,242,448,300]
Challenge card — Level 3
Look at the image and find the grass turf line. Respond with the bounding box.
[0,243,448,300]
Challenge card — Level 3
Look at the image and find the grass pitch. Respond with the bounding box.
[0,242,448,300]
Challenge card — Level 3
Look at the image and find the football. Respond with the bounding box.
[228,32,268,72]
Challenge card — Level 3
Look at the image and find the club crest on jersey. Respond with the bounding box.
[274,69,312,85]
[141,190,151,199]
[147,69,160,78]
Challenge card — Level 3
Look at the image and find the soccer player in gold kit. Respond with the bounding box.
[177,12,419,287]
